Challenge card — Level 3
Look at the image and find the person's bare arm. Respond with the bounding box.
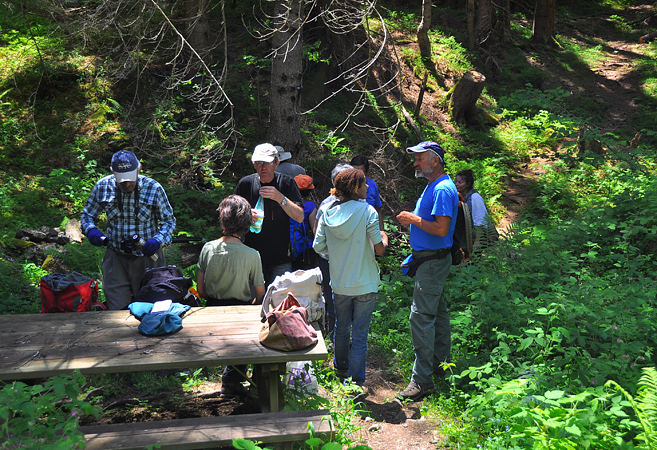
[259,186,304,223]
[196,270,208,300]
[308,207,317,232]
[253,285,266,305]
[396,211,451,237]
[374,241,385,256]
[380,231,388,248]
[375,206,388,247]
[375,206,384,232]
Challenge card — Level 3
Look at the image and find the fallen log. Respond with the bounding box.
[639,30,657,43]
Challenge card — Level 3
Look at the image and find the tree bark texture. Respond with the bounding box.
[476,0,494,46]
[495,0,512,43]
[417,0,432,60]
[448,71,486,125]
[184,0,212,62]
[467,0,475,49]
[268,0,303,155]
[531,0,557,45]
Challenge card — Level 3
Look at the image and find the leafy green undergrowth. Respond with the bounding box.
[1,372,98,450]
[372,173,657,449]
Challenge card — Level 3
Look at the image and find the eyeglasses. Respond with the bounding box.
[254,161,275,168]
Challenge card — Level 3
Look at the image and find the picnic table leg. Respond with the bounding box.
[253,363,286,413]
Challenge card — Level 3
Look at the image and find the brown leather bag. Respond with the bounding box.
[259,293,318,351]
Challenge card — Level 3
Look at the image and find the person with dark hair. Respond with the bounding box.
[455,169,497,247]
[81,150,176,310]
[235,143,304,287]
[396,141,458,402]
[313,168,386,396]
[350,155,388,246]
[196,195,265,306]
[313,163,353,334]
[196,194,266,399]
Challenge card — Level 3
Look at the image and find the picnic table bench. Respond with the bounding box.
[0,305,331,449]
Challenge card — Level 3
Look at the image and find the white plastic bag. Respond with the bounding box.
[260,268,325,325]
[283,360,318,395]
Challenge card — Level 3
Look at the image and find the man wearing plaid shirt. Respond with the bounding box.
[81,150,176,310]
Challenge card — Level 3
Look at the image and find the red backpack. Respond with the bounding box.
[40,272,106,313]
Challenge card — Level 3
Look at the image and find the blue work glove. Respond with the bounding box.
[87,228,107,247]
[142,238,160,257]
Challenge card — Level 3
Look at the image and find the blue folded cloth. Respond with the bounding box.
[139,313,183,336]
[129,302,190,319]
[128,302,191,336]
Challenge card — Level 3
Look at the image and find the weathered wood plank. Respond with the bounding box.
[0,306,264,329]
[0,306,327,380]
[82,409,333,450]
[0,343,327,380]
[0,321,265,349]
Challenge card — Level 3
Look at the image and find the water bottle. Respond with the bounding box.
[250,196,264,234]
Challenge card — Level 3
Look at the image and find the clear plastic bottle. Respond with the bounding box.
[250,196,264,233]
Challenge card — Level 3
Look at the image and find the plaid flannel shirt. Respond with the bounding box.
[81,174,176,256]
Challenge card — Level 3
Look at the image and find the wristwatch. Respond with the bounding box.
[280,197,288,207]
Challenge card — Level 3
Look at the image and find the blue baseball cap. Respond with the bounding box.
[111,150,140,183]
[406,141,446,165]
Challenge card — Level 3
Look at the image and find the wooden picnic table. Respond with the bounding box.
[0,305,328,413]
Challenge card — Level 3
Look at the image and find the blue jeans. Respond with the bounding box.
[409,250,452,384]
[333,292,377,385]
[318,256,335,332]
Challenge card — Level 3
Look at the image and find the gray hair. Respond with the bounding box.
[331,163,354,186]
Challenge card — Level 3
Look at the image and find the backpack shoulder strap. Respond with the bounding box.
[461,200,474,260]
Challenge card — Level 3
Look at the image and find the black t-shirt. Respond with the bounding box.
[234,173,303,266]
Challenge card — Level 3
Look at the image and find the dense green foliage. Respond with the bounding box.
[1,372,97,449]
[1,0,656,448]
[372,161,657,447]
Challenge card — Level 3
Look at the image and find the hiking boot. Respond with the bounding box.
[335,369,349,380]
[398,381,434,402]
[220,382,249,398]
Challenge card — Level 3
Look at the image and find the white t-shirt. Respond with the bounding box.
[469,192,488,227]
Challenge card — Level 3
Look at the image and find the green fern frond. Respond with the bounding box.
[636,367,657,445]
[606,367,657,450]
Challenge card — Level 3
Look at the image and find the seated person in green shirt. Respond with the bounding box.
[196,194,265,398]
[197,195,266,305]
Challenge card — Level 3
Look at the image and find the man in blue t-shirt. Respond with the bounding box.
[396,141,458,402]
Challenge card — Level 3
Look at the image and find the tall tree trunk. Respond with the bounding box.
[496,0,511,43]
[467,0,475,49]
[184,0,212,63]
[417,0,432,60]
[476,0,494,47]
[531,0,557,45]
[268,0,303,155]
